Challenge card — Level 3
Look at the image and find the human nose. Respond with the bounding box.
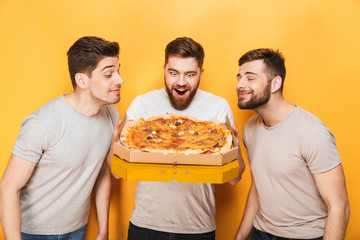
[176,74,186,86]
[115,73,124,86]
[236,77,245,90]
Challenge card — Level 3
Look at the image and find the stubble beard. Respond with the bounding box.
[238,82,271,110]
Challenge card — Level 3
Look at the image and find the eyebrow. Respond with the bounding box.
[245,71,257,75]
[167,68,197,74]
[237,71,258,78]
[101,63,120,72]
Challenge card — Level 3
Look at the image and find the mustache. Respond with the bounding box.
[237,89,253,94]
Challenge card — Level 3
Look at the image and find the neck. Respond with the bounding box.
[64,91,103,117]
[254,94,296,127]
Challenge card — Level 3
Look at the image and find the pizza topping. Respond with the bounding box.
[120,114,232,154]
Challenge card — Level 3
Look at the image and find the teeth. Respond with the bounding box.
[175,89,187,93]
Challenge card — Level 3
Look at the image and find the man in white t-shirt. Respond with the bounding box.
[125,37,246,240]
[234,48,350,240]
[0,36,123,240]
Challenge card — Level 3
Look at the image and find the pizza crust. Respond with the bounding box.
[120,114,233,155]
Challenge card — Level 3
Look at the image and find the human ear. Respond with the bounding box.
[271,76,282,93]
[199,68,204,80]
[75,73,88,89]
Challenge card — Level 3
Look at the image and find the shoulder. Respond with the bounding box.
[102,104,119,123]
[131,89,164,104]
[128,89,163,109]
[197,89,229,104]
[195,89,232,112]
[23,96,64,125]
[296,106,322,125]
[244,114,261,129]
[293,106,331,138]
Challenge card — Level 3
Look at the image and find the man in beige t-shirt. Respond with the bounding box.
[234,48,350,240]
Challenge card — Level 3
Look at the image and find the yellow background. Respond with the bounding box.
[1,0,359,239]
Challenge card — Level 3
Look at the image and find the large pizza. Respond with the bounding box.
[120,114,233,154]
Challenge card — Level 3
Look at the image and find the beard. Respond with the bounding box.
[238,82,271,110]
[165,81,199,110]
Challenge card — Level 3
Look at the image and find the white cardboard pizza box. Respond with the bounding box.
[111,155,239,184]
[113,114,238,166]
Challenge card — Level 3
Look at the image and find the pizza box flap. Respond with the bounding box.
[114,113,238,166]
[111,155,240,184]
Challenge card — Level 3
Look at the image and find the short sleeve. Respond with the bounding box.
[12,115,50,163]
[126,96,146,120]
[217,99,235,126]
[301,122,341,174]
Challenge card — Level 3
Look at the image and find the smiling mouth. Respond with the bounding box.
[110,88,121,94]
[238,89,252,95]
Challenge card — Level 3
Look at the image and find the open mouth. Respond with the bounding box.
[174,89,188,97]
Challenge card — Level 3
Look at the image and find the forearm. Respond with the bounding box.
[228,127,246,185]
[323,203,350,240]
[228,156,246,185]
[313,164,350,240]
[94,163,112,238]
[0,187,22,240]
[235,180,259,240]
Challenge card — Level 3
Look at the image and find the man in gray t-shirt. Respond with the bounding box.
[0,36,123,240]
[234,48,350,240]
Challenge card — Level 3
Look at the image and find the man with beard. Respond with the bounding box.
[234,48,350,240]
[125,37,245,240]
[0,36,123,240]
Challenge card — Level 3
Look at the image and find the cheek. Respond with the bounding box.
[189,78,200,89]
[164,76,175,87]
[90,81,107,94]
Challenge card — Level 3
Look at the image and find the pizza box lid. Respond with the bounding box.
[113,114,238,166]
[111,155,239,184]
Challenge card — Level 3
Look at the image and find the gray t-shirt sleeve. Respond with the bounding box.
[12,115,51,163]
[301,122,342,173]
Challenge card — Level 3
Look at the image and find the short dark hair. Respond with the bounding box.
[165,37,205,69]
[67,36,119,89]
[239,48,286,92]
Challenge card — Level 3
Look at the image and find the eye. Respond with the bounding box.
[186,73,195,77]
[247,75,256,81]
[170,71,177,76]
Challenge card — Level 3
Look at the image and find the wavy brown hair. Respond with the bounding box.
[165,37,204,69]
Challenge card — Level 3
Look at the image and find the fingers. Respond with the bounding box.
[112,173,121,179]
[232,126,239,137]
[111,120,123,142]
[107,120,123,168]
